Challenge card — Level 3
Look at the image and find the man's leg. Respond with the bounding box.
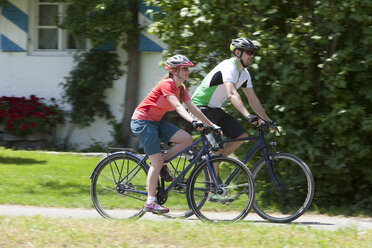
[218,132,248,156]
[216,110,248,156]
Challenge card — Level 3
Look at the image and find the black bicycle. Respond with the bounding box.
[224,119,314,223]
[90,127,255,222]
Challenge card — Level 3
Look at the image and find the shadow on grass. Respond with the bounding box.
[0,156,47,166]
[26,181,90,195]
[242,219,335,227]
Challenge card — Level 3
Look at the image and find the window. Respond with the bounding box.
[30,0,87,53]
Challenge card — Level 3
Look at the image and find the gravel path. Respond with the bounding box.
[1,205,371,231]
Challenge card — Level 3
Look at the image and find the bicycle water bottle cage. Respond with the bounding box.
[206,131,223,151]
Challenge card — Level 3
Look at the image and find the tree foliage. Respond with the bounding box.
[57,0,140,49]
[61,51,123,127]
[146,0,372,213]
[56,0,142,146]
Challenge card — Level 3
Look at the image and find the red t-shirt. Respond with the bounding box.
[131,78,190,121]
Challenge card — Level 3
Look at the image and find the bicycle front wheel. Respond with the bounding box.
[187,156,255,222]
[90,152,148,219]
[252,152,314,223]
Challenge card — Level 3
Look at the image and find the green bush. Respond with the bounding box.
[147,0,372,213]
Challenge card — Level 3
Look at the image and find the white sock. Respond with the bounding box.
[146,196,157,204]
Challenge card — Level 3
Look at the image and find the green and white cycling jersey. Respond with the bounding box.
[191,58,252,108]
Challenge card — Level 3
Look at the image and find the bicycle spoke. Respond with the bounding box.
[252,153,314,223]
[91,152,148,219]
[187,157,254,222]
[161,153,200,219]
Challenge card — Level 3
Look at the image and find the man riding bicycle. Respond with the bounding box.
[192,37,271,157]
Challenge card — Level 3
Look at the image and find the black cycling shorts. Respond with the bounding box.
[198,106,246,139]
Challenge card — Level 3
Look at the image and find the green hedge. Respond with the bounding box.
[148,0,372,213]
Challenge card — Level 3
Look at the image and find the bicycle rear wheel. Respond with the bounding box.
[90,152,148,219]
[187,156,255,222]
[252,152,314,223]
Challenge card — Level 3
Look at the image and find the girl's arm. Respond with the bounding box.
[184,100,215,127]
[167,96,220,133]
[166,95,194,123]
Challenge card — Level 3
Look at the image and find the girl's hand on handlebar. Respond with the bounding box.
[211,124,223,136]
[192,120,205,131]
[192,120,223,136]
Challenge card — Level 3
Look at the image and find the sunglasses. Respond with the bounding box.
[244,50,254,55]
[180,67,190,71]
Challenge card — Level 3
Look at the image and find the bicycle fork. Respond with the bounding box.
[205,154,224,194]
[263,150,285,191]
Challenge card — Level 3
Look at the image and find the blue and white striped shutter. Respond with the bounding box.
[93,1,164,52]
[0,0,27,52]
[138,2,165,52]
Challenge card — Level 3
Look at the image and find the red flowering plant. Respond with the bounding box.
[0,95,64,136]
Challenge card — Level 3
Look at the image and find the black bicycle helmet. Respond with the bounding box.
[230,37,257,52]
[230,38,257,68]
[165,54,194,70]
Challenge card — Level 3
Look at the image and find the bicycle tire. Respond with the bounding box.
[162,153,208,219]
[187,156,255,222]
[251,152,314,223]
[90,152,148,219]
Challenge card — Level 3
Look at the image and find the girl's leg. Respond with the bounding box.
[147,153,164,197]
[145,153,169,213]
[163,129,193,161]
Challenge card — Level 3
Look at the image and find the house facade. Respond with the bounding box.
[0,0,167,149]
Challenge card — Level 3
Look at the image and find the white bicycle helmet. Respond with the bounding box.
[165,54,194,70]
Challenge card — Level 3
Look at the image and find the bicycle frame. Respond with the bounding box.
[109,133,226,197]
[223,126,282,188]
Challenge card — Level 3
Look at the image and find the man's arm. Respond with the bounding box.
[224,82,251,117]
[242,87,270,121]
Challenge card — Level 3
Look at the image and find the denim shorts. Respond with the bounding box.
[130,119,180,156]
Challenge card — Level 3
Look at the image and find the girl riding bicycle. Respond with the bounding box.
[130,55,220,214]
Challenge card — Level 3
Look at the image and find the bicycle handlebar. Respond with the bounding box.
[257,118,281,134]
[192,118,280,151]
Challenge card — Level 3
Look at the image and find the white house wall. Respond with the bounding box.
[0,0,166,149]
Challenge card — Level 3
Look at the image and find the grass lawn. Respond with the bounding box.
[1,215,371,248]
[0,148,371,247]
[0,147,102,208]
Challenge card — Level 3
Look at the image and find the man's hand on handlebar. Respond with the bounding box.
[246,115,279,132]
[246,115,261,126]
[267,120,279,132]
